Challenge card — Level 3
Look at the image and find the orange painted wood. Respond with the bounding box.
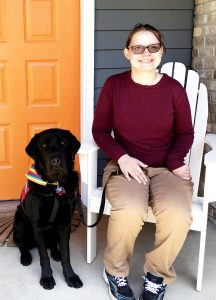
[0,0,80,199]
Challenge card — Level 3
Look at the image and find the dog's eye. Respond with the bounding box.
[42,143,48,149]
[60,140,65,145]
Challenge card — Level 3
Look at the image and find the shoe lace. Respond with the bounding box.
[115,276,127,287]
[144,278,163,294]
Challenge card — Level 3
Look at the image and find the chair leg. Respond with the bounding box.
[196,203,208,291]
[87,211,97,263]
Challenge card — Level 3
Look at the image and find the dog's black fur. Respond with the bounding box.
[13,128,83,290]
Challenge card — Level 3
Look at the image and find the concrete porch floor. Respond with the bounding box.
[0,215,216,300]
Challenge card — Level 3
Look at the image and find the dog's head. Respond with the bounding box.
[26,128,80,183]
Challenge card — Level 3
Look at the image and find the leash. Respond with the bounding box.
[77,169,123,228]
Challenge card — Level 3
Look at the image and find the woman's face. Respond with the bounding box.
[124,30,163,72]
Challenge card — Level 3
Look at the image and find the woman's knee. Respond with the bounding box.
[110,199,148,227]
[156,205,193,230]
[109,205,147,237]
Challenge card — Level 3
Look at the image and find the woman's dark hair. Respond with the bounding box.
[125,23,166,52]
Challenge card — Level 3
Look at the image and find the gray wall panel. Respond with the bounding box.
[96,0,194,10]
[95,30,193,50]
[95,69,128,89]
[95,10,194,30]
[95,49,192,70]
[95,50,129,69]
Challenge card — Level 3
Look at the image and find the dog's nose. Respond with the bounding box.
[51,158,61,166]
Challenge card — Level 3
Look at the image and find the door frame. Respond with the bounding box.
[80,0,95,143]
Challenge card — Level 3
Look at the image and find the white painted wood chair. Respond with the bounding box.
[78,62,216,292]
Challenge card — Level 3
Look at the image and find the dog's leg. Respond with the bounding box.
[13,208,33,266]
[34,229,56,290]
[46,230,61,261]
[59,225,83,288]
[50,246,61,262]
[19,246,32,266]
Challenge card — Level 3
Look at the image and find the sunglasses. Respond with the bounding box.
[130,43,161,54]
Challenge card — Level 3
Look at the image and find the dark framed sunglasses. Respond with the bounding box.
[130,43,161,54]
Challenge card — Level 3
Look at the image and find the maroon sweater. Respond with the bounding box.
[92,71,194,171]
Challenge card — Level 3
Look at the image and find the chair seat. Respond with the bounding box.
[89,187,204,231]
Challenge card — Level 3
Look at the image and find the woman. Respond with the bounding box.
[92,23,194,300]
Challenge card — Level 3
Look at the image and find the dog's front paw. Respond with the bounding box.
[40,276,56,290]
[65,274,83,288]
[20,251,32,266]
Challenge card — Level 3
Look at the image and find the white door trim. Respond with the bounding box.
[80,0,95,143]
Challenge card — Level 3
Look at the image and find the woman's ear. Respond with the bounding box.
[159,46,164,57]
[123,48,130,60]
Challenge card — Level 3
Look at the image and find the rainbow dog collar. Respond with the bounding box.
[26,164,58,186]
[21,165,65,202]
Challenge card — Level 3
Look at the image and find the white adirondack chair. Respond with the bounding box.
[78,62,216,292]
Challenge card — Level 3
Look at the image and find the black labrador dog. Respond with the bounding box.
[13,128,83,290]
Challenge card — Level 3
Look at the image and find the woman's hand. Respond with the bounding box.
[172,165,191,180]
[118,154,148,184]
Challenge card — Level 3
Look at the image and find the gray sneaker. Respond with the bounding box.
[138,272,167,300]
[103,269,136,300]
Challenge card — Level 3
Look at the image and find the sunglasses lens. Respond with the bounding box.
[148,44,161,53]
[131,44,161,54]
[132,45,144,54]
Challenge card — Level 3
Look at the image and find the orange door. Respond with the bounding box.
[0,0,80,200]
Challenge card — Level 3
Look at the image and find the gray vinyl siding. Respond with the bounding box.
[94,0,195,185]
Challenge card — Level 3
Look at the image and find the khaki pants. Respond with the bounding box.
[103,161,193,284]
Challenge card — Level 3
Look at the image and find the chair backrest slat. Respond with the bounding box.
[160,62,173,76]
[186,70,200,125]
[172,62,186,87]
[189,83,208,197]
[184,70,200,166]
[160,62,208,198]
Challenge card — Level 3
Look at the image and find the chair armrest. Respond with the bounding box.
[78,141,99,154]
[204,133,216,166]
[78,141,99,207]
[203,133,216,203]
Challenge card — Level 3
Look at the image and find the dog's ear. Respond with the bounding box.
[25,133,39,160]
[65,130,80,156]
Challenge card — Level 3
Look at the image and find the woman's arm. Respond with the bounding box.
[166,85,194,172]
[92,78,127,162]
